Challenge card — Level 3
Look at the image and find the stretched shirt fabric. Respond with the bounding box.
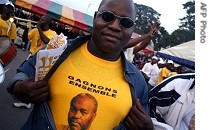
[7,35,150,130]
[0,16,16,39]
[149,73,195,130]
[28,28,56,55]
[49,42,132,129]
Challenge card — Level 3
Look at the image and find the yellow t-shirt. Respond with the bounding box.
[157,67,170,84]
[0,17,17,40]
[168,71,177,77]
[48,42,132,130]
[28,28,56,55]
[157,67,177,84]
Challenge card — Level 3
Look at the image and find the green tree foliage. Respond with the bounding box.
[171,29,195,45]
[132,1,195,51]
[160,0,195,50]
[134,3,161,35]
[179,0,195,31]
[134,3,166,51]
[157,29,194,50]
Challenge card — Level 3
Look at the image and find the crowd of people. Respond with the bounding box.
[129,53,195,130]
[130,52,194,90]
[1,0,195,130]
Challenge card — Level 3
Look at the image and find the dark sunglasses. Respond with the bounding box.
[96,11,135,29]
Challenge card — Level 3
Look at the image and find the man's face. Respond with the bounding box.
[91,0,135,54]
[68,96,96,130]
[39,16,48,28]
[151,58,158,64]
[158,63,165,68]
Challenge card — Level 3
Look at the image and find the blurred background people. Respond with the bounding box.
[140,56,159,83]
[0,0,9,14]
[0,1,16,43]
[22,14,56,57]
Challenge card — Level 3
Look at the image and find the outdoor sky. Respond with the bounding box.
[52,0,190,34]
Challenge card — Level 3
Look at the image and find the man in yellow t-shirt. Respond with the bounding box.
[13,14,56,109]
[22,14,56,55]
[157,60,177,84]
[9,0,154,129]
[0,2,16,42]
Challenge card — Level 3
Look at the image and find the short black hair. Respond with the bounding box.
[5,2,15,10]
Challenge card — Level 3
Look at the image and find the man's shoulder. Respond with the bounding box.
[49,29,56,33]
[142,62,151,68]
[0,17,6,22]
[30,28,38,32]
[162,67,169,71]
[11,22,16,28]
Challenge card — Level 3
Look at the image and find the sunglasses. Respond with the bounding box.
[96,11,135,29]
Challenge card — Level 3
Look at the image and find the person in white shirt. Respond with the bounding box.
[148,60,165,90]
[141,56,158,83]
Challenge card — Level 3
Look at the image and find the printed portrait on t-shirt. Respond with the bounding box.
[68,93,98,130]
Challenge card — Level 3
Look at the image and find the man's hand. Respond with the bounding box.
[36,20,51,44]
[189,114,195,130]
[148,22,160,37]
[125,99,153,130]
[13,77,49,104]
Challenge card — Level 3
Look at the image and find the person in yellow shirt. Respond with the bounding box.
[13,14,56,108]
[0,2,16,42]
[22,14,56,56]
[8,0,154,129]
[157,60,177,84]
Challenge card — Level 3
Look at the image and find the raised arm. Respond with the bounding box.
[37,21,50,44]
[125,23,160,54]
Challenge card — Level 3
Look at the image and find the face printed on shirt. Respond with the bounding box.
[68,93,98,130]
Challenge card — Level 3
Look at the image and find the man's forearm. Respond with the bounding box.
[133,36,152,54]
[37,27,50,44]
[125,33,151,48]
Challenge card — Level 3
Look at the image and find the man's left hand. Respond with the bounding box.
[125,99,153,130]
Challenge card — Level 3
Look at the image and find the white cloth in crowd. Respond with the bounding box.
[141,62,155,78]
[148,64,161,87]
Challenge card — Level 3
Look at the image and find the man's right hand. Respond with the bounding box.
[13,77,49,104]
[148,22,160,37]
